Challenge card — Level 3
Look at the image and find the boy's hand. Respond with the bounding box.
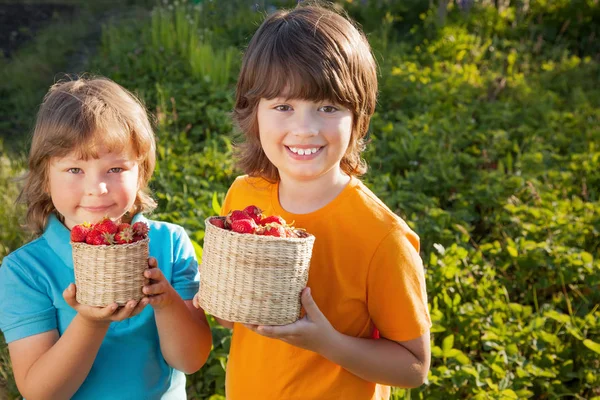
[143,257,177,310]
[243,287,337,353]
[63,283,147,326]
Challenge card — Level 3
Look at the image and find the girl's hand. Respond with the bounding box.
[63,284,148,326]
[243,287,338,353]
[142,257,177,310]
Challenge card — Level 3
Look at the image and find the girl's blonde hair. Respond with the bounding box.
[19,76,157,235]
[233,4,378,182]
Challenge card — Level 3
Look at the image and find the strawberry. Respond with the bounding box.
[86,229,108,245]
[115,226,135,244]
[225,210,251,226]
[117,223,130,232]
[262,223,286,237]
[132,222,149,237]
[209,217,227,229]
[260,215,287,226]
[101,232,115,245]
[94,217,118,235]
[70,223,91,242]
[243,205,263,224]
[231,219,257,234]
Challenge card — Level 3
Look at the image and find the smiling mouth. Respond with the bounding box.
[286,146,323,156]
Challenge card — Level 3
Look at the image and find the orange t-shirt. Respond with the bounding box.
[221,176,431,400]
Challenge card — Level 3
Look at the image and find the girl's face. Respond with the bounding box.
[257,97,353,183]
[47,143,140,230]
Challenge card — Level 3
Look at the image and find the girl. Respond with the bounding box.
[213,4,431,399]
[0,77,212,399]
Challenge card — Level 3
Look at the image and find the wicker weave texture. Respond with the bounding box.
[199,218,315,325]
[72,238,149,306]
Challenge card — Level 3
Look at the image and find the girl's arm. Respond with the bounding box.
[8,285,146,399]
[244,287,431,388]
[144,258,212,373]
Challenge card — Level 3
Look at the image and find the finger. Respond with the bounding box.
[144,267,164,281]
[130,298,149,317]
[62,284,78,308]
[300,287,324,322]
[111,300,138,320]
[242,323,259,333]
[99,303,120,318]
[146,293,167,306]
[148,257,158,269]
[192,293,201,309]
[143,281,167,296]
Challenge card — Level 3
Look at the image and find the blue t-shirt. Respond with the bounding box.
[0,213,199,399]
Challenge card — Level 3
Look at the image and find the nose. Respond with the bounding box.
[86,177,108,196]
[290,108,319,137]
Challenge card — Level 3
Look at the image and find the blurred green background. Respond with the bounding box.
[1,0,599,399]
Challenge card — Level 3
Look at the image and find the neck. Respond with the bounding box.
[278,168,351,214]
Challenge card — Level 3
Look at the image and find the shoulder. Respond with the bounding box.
[142,217,188,241]
[342,179,420,251]
[229,175,274,193]
[1,237,50,273]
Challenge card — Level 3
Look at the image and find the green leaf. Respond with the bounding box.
[583,339,600,354]
[191,239,203,263]
[212,191,222,215]
[442,334,454,354]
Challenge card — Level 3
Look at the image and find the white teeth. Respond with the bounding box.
[289,147,320,155]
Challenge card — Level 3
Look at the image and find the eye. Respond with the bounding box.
[274,104,292,112]
[67,168,82,174]
[108,167,124,173]
[319,105,339,113]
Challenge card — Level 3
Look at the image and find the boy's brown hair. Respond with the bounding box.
[233,4,378,181]
[19,76,157,235]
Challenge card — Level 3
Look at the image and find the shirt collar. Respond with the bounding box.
[43,213,74,269]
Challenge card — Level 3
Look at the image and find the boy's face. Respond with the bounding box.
[47,143,140,230]
[257,97,353,183]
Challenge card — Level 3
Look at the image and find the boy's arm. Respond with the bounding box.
[145,258,212,373]
[244,288,431,388]
[8,285,145,399]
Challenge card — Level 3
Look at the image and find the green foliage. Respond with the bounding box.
[0,1,598,399]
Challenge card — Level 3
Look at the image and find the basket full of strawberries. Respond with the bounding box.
[198,205,315,325]
[70,218,150,307]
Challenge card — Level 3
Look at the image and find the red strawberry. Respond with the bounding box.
[86,229,108,245]
[262,223,286,237]
[117,223,130,232]
[209,217,227,229]
[260,215,286,226]
[70,223,91,242]
[231,219,257,234]
[226,210,251,227]
[94,217,118,235]
[243,205,263,224]
[101,232,115,245]
[132,222,149,238]
[115,226,135,244]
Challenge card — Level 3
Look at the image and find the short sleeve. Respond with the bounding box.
[367,228,431,342]
[0,257,57,343]
[171,227,200,300]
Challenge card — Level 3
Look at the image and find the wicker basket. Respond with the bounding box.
[71,238,150,307]
[198,217,315,325]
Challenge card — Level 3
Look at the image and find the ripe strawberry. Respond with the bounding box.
[209,217,227,229]
[243,205,263,224]
[115,226,135,244]
[225,210,251,226]
[231,219,257,234]
[94,217,118,235]
[86,229,108,245]
[117,223,130,232]
[132,222,149,237]
[260,215,286,226]
[70,223,91,242]
[101,232,115,245]
[262,223,286,237]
